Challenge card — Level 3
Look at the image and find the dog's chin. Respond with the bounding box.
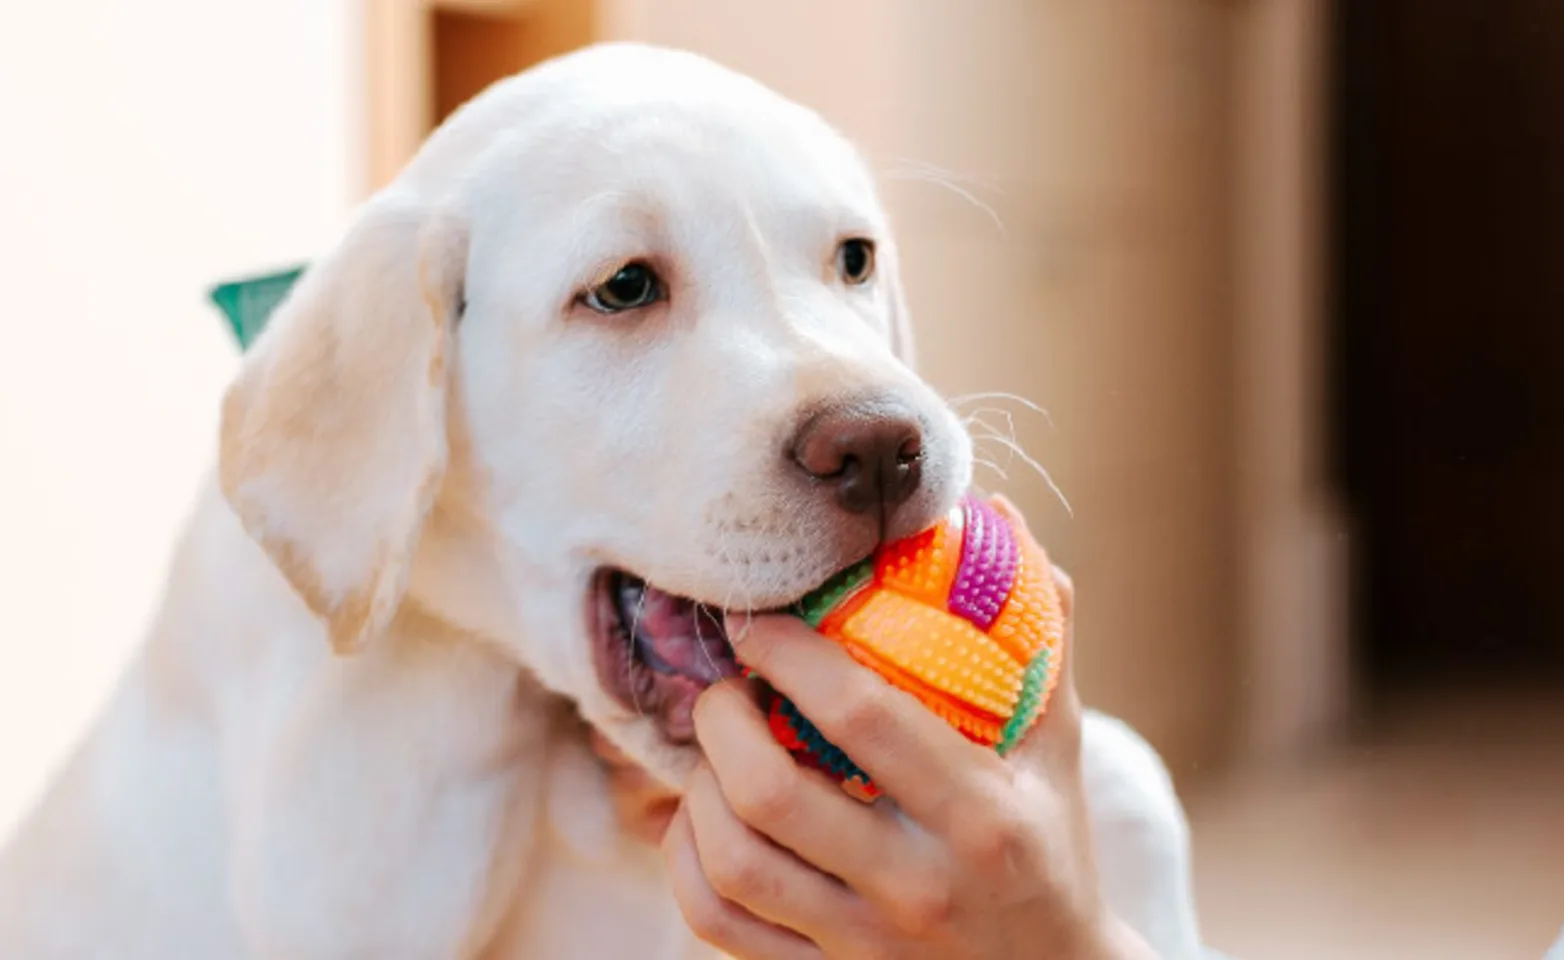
[591,713,708,791]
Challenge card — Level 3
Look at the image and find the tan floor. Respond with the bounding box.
[1186,691,1564,960]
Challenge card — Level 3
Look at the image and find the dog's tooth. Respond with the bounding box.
[617,580,645,608]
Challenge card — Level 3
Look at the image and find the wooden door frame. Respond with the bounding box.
[362,0,590,195]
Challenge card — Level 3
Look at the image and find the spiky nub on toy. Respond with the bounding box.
[767,494,1066,799]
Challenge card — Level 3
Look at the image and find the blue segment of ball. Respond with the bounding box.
[775,697,871,786]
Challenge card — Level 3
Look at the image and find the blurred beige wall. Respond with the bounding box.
[0,0,362,836]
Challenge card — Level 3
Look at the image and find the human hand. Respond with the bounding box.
[658,497,1157,959]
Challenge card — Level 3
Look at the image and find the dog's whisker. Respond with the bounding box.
[948,391,1057,430]
[711,529,746,614]
[964,422,1017,471]
[981,433,1075,518]
[972,455,1011,482]
[884,157,1002,190]
[962,420,1016,457]
[967,434,1018,480]
[882,160,1008,236]
[961,415,1011,450]
[692,601,724,679]
[963,407,1023,469]
[724,568,756,649]
[965,405,1020,441]
[707,529,759,652]
[689,560,723,647]
[960,413,1003,432]
[970,433,1070,516]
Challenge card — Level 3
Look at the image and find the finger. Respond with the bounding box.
[1048,564,1076,686]
[1050,563,1075,622]
[957,497,1083,774]
[728,612,1005,833]
[989,494,1076,686]
[684,763,873,947]
[693,680,949,917]
[664,804,823,960]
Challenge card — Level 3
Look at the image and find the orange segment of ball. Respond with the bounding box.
[836,637,1007,744]
[988,530,1066,668]
[833,590,1025,719]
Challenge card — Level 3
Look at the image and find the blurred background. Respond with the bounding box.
[1,1,1561,957]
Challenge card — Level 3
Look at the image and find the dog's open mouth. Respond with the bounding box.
[590,570,745,743]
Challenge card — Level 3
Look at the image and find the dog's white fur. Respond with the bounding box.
[0,43,1203,958]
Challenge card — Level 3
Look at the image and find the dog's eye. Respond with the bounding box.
[584,262,663,314]
[836,238,876,285]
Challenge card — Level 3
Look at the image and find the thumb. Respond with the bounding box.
[982,494,1083,773]
[1011,562,1083,777]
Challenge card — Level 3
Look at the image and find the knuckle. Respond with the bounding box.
[728,760,800,829]
[888,872,956,938]
[681,895,736,946]
[831,680,896,745]
[703,840,767,901]
[950,798,1035,873]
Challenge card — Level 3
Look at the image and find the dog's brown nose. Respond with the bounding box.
[791,400,924,518]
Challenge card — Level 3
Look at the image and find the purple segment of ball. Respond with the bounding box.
[947,496,1020,630]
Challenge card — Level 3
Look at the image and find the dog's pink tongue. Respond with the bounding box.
[635,586,740,684]
[658,674,708,743]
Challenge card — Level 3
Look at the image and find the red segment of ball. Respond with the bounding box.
[875,513,964,610]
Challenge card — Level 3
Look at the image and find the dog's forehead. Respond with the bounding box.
[423,45,880,220]
[525,42,835,140]
[542,107,873,219]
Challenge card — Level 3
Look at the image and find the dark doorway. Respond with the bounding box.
[1332,3,1564,692]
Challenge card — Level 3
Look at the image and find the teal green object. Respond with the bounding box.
[208,265,307,351]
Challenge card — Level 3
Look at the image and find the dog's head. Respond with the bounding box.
[219,43,972,785]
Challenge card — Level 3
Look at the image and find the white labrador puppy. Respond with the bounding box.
[0,43,1201,959]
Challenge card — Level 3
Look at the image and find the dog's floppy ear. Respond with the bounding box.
[219,195,468,654]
